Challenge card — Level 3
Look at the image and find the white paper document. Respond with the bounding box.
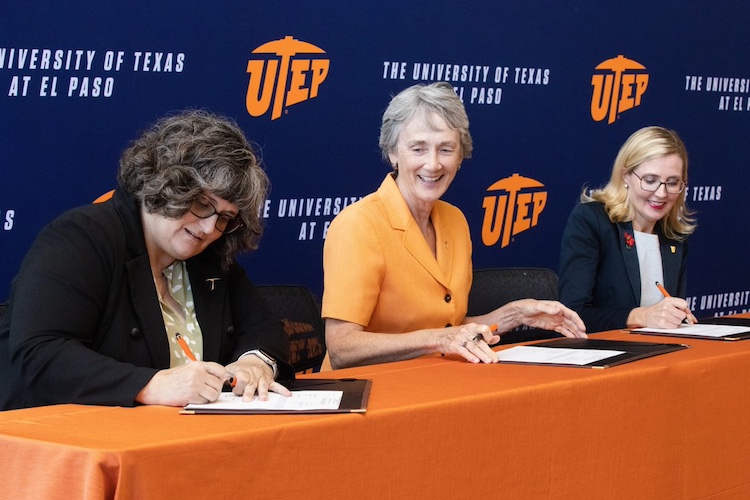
[184,390,344,412]
[632,324,750,338]
[496,345,625,366]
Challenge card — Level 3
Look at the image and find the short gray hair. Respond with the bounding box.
[379,82,472,164]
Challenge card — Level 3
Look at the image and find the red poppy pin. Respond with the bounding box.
[624,232,635,249]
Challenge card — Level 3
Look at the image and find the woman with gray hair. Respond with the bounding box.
[0,110,292,410]
[558,126,697,332]
[321,82,586,370]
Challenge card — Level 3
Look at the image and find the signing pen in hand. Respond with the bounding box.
[655,281,671,299]
[655,281,691,324]
[175,332,197,361]
[472,324,498,342]
[177,332,236,388]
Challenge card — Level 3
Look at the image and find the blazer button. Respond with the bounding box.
[226,325,234,335]
[444,294,452,303]
[129,328,141,339]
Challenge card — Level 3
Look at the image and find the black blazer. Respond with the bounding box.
[0,188,292,410]
[558,201,688,333]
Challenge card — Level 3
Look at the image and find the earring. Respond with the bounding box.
[625,183,629,188]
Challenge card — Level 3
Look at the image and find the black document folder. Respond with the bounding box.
[632,320,750,341]
[181,378,372,415]
[497,338,688,369]
[693,317,750,340]
[697,316,750,328]
[285,378,372,413]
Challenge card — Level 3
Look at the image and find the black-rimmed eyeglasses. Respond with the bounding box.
[631,171,686,194]
[189,197,244,234]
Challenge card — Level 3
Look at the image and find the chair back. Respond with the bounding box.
[255,285,326,373]
[467,267,560,344]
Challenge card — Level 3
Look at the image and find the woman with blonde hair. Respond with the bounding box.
[558,126,697,332]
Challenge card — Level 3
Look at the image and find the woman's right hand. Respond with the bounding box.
[135,361,227,406]
[628,297,696,329]
[439,323,500,364]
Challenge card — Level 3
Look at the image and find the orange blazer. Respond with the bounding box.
[322,174,472,335]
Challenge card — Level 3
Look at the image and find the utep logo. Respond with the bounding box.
[481,173,548,248]
[591,55,649,124]
[246,36,330,120]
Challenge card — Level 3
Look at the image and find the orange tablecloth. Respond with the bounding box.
[2,326,750,500]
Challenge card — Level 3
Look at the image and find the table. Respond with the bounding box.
[2,324,750,500]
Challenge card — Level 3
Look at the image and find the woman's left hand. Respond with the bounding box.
[513,299,588,338]
[225,355,291,401]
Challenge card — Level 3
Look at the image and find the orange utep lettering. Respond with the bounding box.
[590,55,649,124]
[246,59,278,117]
[481,174,547,248]
[245,36,330,120]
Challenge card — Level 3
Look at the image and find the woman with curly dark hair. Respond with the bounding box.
[0,110,293,410]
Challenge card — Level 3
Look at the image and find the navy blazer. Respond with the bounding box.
[0,188,292,410]
[558,201,688,333]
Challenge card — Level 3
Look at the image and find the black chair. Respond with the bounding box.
[467,267,561,344]
[255,285,326,373]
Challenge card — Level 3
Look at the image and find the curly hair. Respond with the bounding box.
[379,81,472,166]
[583,126,696,240]
[117,109,269,269]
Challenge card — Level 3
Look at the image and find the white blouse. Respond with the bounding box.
[634,230,664,307]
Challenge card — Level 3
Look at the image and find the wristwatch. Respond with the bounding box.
[243,349,278,379]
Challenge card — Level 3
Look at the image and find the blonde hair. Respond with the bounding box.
[583,126,696,240]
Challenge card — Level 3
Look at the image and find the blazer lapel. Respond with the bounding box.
[379,174,450,289]
[659,237,681,294]
[617,223,641,304]
[402,219,450,289]
[187,257,226,362]
[126,254,170,367]
[432,205,454,286]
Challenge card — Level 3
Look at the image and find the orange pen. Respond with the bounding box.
[655,281,671,298]
[175,332,197,361]
[176,333,236,387]
[655,281,691,324]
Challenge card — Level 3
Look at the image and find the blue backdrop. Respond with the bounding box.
[2,1,748,318]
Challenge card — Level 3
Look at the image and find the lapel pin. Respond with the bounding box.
[206,278,221,291]
[670,246,676,254]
